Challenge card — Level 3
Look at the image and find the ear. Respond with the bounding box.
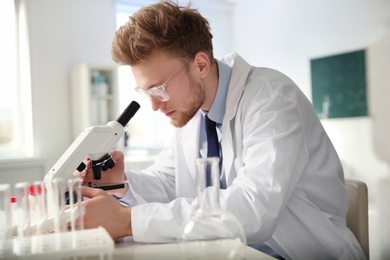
[193,52,211,79]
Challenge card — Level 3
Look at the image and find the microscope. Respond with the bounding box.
[44,100,140,188]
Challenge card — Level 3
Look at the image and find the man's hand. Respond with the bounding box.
[81,186,132,240]
[74,150,129,198]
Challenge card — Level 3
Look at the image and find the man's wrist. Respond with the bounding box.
[119,205,132,238]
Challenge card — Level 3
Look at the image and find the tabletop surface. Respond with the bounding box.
[112,237,276,260]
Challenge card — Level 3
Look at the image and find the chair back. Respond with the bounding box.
[345,179,369,259]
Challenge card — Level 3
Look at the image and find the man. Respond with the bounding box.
[78,1,365,259]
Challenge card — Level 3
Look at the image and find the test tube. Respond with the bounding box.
[32,181,46,235]
[51,178,67,234]
[14,182,31,237]
[68,179,84,232]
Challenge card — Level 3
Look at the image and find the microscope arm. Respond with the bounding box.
[44,101,140,185]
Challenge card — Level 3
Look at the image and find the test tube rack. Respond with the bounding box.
[0,179,114,259]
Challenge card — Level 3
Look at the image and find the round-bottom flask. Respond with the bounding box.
[177,157,247,259]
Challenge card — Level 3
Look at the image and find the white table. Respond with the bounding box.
[113,237,275,260]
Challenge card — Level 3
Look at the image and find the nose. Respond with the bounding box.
[150,96,164,111]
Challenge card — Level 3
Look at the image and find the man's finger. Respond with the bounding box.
[110,150,124,162]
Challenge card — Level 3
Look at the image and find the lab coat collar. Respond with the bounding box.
[220,53,252,184]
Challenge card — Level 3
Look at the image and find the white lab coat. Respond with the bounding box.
[124,53,365,260]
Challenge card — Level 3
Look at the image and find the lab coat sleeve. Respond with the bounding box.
[131,197,197,242]
[123,144,177,204]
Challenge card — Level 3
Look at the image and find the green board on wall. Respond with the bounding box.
[310,49,368,119]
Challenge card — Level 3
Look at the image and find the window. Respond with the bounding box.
[0,0,33,158]
[0,0,19,157]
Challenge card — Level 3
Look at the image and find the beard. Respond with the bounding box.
[170,74,205,128]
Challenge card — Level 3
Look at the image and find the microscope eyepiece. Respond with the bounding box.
[117,101,140,127]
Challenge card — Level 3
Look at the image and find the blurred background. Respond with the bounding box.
[0,0,389,258]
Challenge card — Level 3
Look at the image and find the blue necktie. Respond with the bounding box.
[205,115,220,187]
[205,115,219,158]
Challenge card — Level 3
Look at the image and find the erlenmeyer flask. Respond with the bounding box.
[177,157,247,259]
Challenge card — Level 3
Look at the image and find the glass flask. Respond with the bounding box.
[177,157,247,260]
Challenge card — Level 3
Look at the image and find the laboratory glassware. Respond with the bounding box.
[177,157,247,259]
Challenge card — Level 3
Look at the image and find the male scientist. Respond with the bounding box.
[77,1,365,259]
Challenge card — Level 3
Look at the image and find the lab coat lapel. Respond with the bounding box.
[179,111,202,182]
[221,53,251,185]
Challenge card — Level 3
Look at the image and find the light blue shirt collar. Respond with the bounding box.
[206,59,232,125]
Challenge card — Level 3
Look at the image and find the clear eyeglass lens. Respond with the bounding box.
[139,85,169,102]
[136,88,169,102]
[148,86,164,96]
[156,92,169,102]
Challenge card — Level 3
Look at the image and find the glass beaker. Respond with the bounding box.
[177,157,247,260]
